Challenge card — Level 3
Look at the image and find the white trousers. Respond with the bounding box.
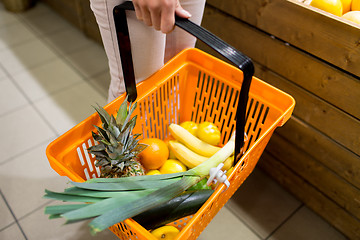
[89,0,206,102]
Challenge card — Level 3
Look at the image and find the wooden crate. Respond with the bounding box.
[196,1,360,239]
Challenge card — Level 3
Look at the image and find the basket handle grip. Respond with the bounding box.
[113,1,254,161]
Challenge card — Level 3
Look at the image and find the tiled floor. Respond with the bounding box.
[0,2,348,240]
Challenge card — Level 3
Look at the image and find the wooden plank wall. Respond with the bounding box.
[196,1,360,239]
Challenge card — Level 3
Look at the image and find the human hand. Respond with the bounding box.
[132,0,192,33]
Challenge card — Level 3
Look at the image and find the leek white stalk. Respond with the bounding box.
[43,132,236,235]
[189,132,236,177]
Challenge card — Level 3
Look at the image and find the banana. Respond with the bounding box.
[168,140,208,168]
[222,155,234,171]
[169,123,221,157]
[169,140,234,170]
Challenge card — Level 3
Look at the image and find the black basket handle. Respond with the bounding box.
[113,1,254,161]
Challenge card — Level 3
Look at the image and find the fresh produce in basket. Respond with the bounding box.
[187,178,212,191]
[222,155,235,172]
[138,138,169,170]
[168,140,208,168]
[151,226,180,240]
[146,169,161,175]
[165,139,178,159]
[133,189,214,230]
[168,140,234,170]
[168,123,234,171]
[43,99,236,235]
[179,121,198,136]
[197,121,221,146]
[159,159,187,174]
[169,124,220,157]
[88,98,147,178]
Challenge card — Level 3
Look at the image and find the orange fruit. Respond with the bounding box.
[342,11,360,24]
[341,0,352,13]
[159,159,187,174]
[352,0,360,10]
[138,138,169,170]
[310,0,343,16]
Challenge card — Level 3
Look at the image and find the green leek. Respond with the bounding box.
[44,132,235,235]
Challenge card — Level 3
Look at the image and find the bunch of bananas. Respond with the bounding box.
[168,122,234,171]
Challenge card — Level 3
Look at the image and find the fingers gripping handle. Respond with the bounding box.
[114,1,254,161]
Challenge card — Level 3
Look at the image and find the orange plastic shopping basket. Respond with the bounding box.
[46,2,295,239]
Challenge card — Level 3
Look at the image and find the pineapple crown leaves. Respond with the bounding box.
[88,97,147,166]
[116,97,128,126]
[93,104,111,129]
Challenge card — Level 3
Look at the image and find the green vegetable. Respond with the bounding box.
[133,189,214,230]
[43,103,236,235]
[187,178,212,191]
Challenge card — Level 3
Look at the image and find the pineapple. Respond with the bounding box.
[88,98,147,178]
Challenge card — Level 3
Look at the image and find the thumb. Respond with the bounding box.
[174,1,192,18]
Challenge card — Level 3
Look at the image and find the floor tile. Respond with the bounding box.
[198,206,260,240]
[226,167,302,239]
[0,142,69,219]
[33,81,107,135]
[0,38,58,76]
[0,223,26,240]
[44,26,95,56]
[0,194,15,230]
[87,70,111,98]
[0,105,55,162]
[269,206,347,240]
[20,206,118,240]
[64,44,109,78]
[0,20,37,50]
[0,77,29,116]
[19,8,71,36]
[0,66,6,80]
[11,58,84,101]
[0,5,21,28]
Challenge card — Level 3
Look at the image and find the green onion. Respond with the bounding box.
[44,132,235,234]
